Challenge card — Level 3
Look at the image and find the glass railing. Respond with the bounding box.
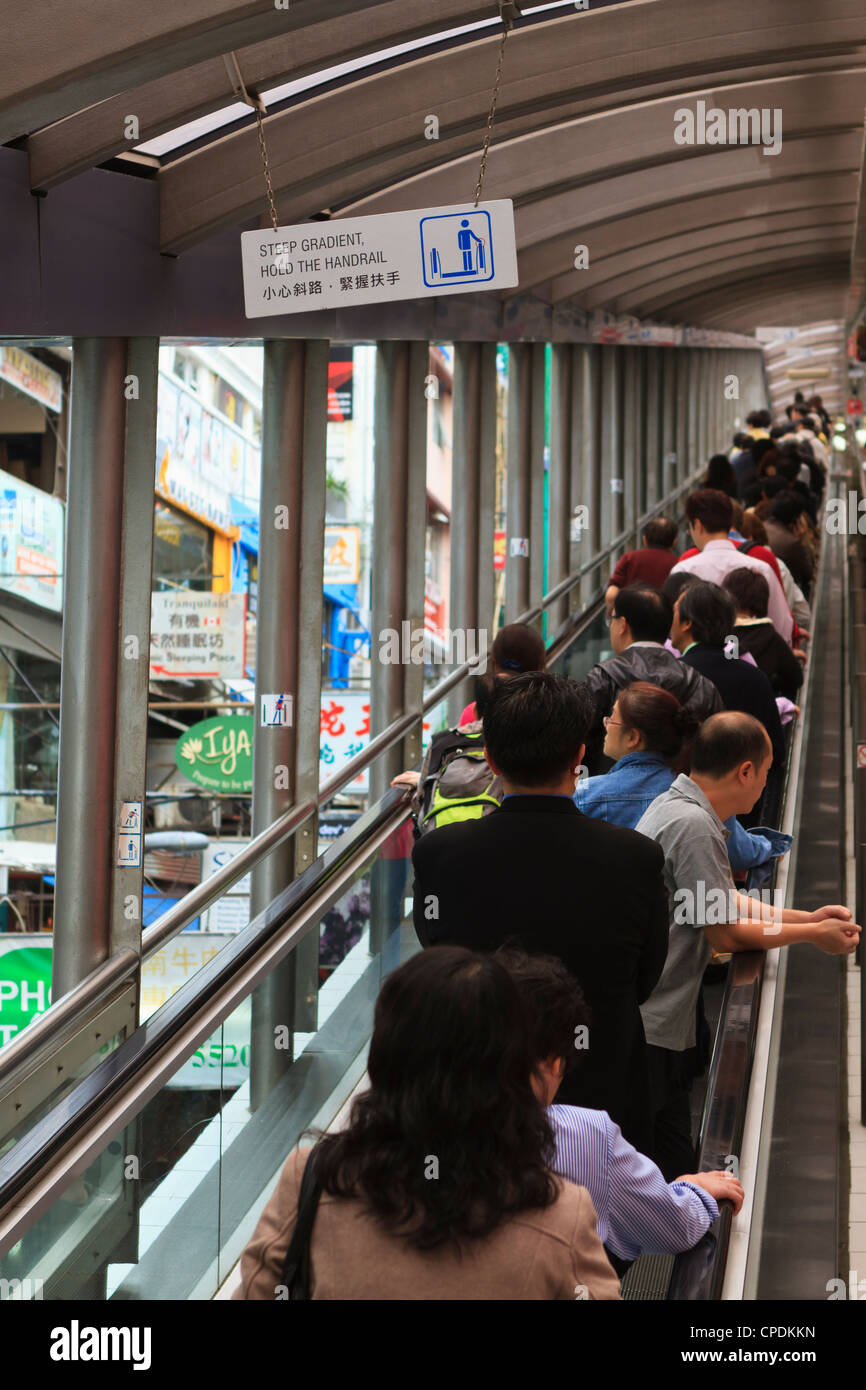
[0,585,618,1299]
[0,796,416,1300]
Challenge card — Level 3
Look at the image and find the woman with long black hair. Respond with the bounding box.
[235,947,620,1300]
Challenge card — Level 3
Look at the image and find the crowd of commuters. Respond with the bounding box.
[237,396,859,1300]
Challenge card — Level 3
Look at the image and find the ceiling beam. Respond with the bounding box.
[26,0,866,190]
[0,0,412,146]
[159,68,866,251]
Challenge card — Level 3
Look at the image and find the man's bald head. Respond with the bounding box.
[690,711,773,780]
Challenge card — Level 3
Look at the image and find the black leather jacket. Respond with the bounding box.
[583,643,723,773]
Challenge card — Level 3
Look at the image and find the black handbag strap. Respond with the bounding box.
[280,1147,323,1300]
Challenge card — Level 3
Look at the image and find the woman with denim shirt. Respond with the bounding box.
[575,681,790,877]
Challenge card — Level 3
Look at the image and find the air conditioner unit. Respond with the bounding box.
[152,794,218,834]
[147,739,219,833]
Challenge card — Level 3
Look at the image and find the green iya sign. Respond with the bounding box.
[175,714,254,792]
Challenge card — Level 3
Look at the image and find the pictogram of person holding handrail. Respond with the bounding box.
[457,219,487,273]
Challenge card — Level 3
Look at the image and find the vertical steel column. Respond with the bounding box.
[661,348,678,495]
[505,343,546,625]
[370,340,428,796]
[599,347,622,565]
[693,351,705,465]
[368,341,426,968]
[570,345,598,612]
[708,351,718,456]
[53,340,127,998]
[675,351,690,485]
[644,348,662,511]
[548,343,573,632]
[108,339,159,972]
[741,351,752,426]
[621,347,640,545]
[726,350,738,436]
[249,339,328,1107]
[450,342,497,720]
[699,351,708,462]
[730,350,739,427]
[707,350,720,456]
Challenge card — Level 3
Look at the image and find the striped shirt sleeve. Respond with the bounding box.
[550,1105,719,1262]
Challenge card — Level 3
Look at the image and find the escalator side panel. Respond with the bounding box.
[756,547,847,1299]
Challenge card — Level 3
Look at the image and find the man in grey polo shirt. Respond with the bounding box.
[635,711,860,1179]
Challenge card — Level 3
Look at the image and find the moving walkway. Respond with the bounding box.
[0,468,854,1302]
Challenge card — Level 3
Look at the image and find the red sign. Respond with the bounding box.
[327,347,353,422]
[424,576,446,641]
[493,530,506,572]
[848,398,863,415]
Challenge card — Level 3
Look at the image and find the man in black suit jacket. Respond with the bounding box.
[672,581,784,766]
[412,671,669,1154]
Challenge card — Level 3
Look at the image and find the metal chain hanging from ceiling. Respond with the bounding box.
[223,51,279,234]
[473,1,520,207]
[229,3,520,234]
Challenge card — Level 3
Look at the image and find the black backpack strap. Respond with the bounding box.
[737,539,757,555]
[279,1147,322,1300]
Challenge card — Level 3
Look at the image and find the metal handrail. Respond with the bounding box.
[666,549,809,1301]
[0,471,700,1095]
[0,583,621,1224]
[0,788,414,1232]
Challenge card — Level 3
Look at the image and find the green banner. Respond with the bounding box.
[0,942,52,1048]
[175,714,254,792]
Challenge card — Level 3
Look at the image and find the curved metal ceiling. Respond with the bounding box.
[4,0,866,332]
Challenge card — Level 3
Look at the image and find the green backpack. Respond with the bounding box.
[414,722,502,836]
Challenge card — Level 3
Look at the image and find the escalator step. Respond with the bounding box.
[621,1252,674,1301]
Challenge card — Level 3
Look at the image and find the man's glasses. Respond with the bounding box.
[603,715,624,728]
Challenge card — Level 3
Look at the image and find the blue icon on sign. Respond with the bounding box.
[420,210,494,287]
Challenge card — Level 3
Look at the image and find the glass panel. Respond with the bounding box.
[547,607,612,684]
[0,1123,134,1301]
[0,828,416,1300]
[0,651,60,934]
[0,1020,128,1166]
[215,832,417,1294]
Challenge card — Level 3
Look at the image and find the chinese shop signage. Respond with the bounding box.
[151,592,247,680]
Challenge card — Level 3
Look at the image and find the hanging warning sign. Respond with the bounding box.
[241,201,518,318]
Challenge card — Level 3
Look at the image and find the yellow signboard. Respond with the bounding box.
[0,346,62,412]
[324,526,361,584]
